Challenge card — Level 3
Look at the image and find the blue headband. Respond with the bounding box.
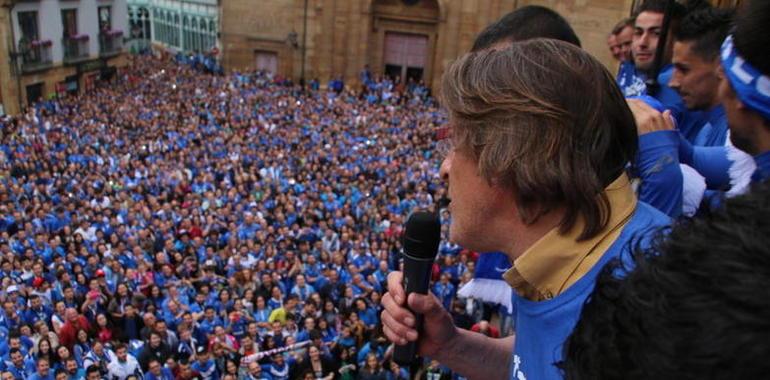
[721,35,770,121]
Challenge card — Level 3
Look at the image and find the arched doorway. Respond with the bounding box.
[384,32,428,83]
[371,0,439,85]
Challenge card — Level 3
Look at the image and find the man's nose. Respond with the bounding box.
[439,154,451,182]
[639,33,651,48]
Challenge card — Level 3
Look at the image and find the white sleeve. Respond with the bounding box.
[680,164,707,217]
[725,131,756,198]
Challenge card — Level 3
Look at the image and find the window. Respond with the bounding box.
[129,9,142,39]
[61,9,77,38]
[174,14,180,46]
[191,18,198,52]
[183,16,189,49]
[141,8,151,40]
[98,6,112,33]
[17,11,39,41]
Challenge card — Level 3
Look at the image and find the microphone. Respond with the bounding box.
[393,211,441,366]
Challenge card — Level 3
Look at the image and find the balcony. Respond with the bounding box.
[20,40,53,73]
[63,35,90,64]
[99,30,124,57]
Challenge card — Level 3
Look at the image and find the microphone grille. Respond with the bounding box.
[402,211,441,260]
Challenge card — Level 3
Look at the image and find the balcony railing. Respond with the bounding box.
[63,35,90,64]
[99,30,124,57]
[20,40,53,73]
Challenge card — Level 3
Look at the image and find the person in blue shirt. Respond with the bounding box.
[382,32,669,380]
[242,361,273,380]
[0,332,27,361]
[198,307,223,338]
[22,295,52,327]
[439,255,460,284]
[715,3,770,183]
[631,8,738,218]
[63,358,84,380]
[631,1,770,212]
[27,358,53,380]
[2,348,29,380]
[265,353,289,380]
[301,255,322,287]
[226,311,247,342]
[431,273,456,311]
[618,1,708,144]
[354,299,378,331]
[190,348,217,380]
[289,275,314,303]
[143,359,173,380]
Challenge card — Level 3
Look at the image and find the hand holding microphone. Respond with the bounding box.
[381,211,459,366]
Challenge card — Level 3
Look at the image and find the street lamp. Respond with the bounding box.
[301,0,308,86]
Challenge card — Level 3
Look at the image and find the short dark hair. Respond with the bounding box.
[634,0,687,20]
[471,5,581,51]
[561,182,770,379]
[441,39,638,240]
[611,18,634,35]
[734,0,770,76]
[673,7,734,61]
[86,365,100,376]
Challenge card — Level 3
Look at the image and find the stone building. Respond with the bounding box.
[0,0,128,116]
[220,0,746,91]
[220,0,640,90]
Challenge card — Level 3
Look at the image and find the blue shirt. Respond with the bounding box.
[635,131,684,217]
[191,359,218,380]
[692,106,728,147]
[357,307,379,328]
[27,374,53,380]
[618,63,705,143]
[144,368,174,380]
[431,282,456,311]
[509,202,669,380]
[751,151,770,183]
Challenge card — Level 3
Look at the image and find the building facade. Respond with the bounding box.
[221,0,747,90]
[126,0,218,54]
[0,0,128,116]
[220,0,639,90]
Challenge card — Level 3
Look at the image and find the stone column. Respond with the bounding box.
[0,0,20,115]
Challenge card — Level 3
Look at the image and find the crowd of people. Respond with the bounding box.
[0,48,488,380]
[3,0,770,379]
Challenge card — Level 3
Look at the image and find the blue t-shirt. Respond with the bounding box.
[509,202,669,380]
[618,63,705,143]
[751,151,770,183]
[145,367,174,380]
[191,359,218,380]
[635,131,684,218]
